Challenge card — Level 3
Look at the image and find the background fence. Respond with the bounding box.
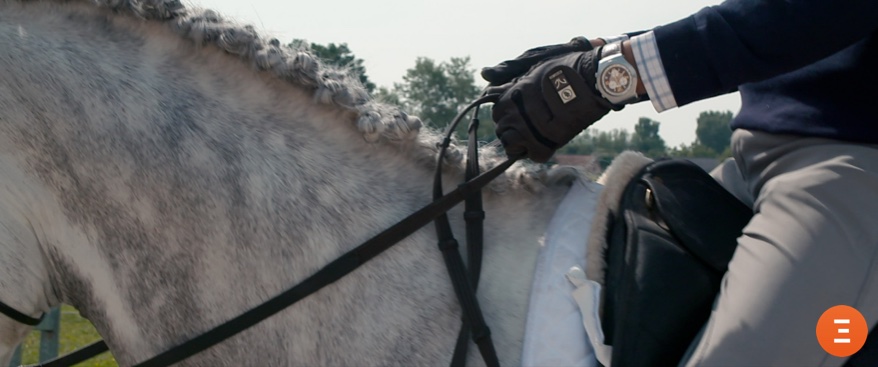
[8,308,60,367]
[8,305,116,367]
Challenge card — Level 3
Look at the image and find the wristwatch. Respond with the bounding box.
[595,42,640,105]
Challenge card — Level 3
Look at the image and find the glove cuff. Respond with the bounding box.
[575,48,617,111]
[570,36,594,51]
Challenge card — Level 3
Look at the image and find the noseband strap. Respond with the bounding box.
[0,300,43,326]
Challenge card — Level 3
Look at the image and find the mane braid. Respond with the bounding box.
[42,0,579,190]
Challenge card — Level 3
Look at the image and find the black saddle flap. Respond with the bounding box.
[640,159,752,273]
[600,158,877,367]
[600,158,753,367]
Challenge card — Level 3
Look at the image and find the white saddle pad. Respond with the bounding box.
[521,179,605,367]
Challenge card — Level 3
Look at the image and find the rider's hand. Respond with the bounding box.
[480,37,594,86]
[486,48,618,163]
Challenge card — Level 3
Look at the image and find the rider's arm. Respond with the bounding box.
[615,0,878,111]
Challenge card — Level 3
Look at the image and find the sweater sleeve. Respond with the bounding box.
[653,0,878,107]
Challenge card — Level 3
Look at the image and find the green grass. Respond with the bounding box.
[16,305,117,367]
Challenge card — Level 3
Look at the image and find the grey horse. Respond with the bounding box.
[0,0,595,365]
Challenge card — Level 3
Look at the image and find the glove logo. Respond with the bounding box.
[549,70,577,104]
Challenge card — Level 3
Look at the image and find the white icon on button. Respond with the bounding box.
[834,319,851,344]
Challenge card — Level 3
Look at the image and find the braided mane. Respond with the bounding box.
[44,0,580,190]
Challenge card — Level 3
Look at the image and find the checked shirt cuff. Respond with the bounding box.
[599,34,629,45]
[630,31,677,112]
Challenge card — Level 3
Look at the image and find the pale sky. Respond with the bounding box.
[192,0,741,147]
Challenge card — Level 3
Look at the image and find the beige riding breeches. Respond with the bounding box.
[680,129,878,367]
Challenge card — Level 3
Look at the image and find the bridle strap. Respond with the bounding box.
[0,300,43,326]
[433,95,501,367]
[450,104,488,367]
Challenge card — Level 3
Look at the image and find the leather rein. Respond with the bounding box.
[1,95,514,367]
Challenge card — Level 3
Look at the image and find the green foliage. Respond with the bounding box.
[557,129,629,168]
[630,117,667,157]
[289,40,375,93]
[668,110,734,159]
[559,118,667,159]
[374,86,402,106]
[595,129,631,154]
[668,142,717,158]
[392,56,494,140]
[557,132,596,155]
[17,305,117,366]
[695,110,733,155]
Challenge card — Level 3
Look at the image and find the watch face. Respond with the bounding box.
[600,64,633,96]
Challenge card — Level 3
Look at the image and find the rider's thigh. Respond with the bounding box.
[682,133,878,367]
[709,157,753,208]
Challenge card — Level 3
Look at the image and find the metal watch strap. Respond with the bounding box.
[601,41,623,58]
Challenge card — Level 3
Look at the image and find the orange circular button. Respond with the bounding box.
[816,305,868,357]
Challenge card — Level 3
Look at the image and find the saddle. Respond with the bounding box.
[585,153,878,366]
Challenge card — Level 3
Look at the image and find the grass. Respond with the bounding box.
[15,304,117,367]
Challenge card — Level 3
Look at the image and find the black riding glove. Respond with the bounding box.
[481,37,593,86]
[487,48,617,163]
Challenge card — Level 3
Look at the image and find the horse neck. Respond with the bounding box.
[0,2,574,364]
[0,158,58,362]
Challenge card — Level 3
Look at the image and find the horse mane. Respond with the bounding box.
[48,0,581,191]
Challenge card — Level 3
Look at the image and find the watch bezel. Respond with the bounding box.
[595,45,639,105]
[599,63,636,97]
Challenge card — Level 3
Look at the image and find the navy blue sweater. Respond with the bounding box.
[652,0,878,143]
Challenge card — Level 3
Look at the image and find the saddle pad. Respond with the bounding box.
[521,179,602,367]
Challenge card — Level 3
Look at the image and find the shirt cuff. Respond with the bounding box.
[599,34,629,45]
[630,31,678,112]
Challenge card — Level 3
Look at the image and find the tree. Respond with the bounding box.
[695,111,734,155]
[556,128,633,164]
[373,87,402,106]
[393,56,493,140]
[596,129,631,154]
[667,111,735,158]
[630,117,667,157]
[669,142,718,158]
[556,117,669,167]
[289,40,376,93]
[558,130,597,155]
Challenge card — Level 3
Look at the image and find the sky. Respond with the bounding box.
[192,0,741,147]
